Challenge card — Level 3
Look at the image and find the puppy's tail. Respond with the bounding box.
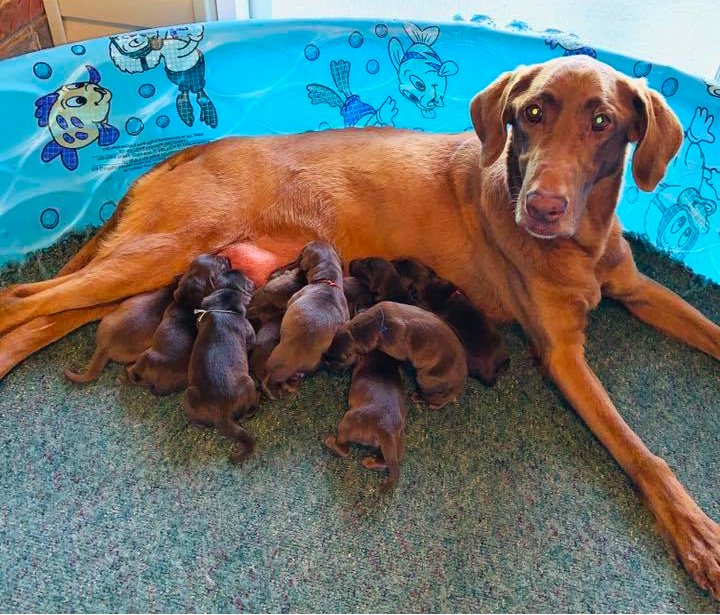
[64,348,109,384]
[379,434,401,493]
[219,417,256,463]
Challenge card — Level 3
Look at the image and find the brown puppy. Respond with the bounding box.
[326,301,467,408]
[184,270,257,461]
[263,241,349,396]
[342,276,374,316]
[247,268,307,398]
[249,315,283,394]
[127,254,229,395]
[6,58,720,597]
[325,351,406,492]
[349,257,413,304]
[393,258,509,385]
[246,268,306,328]
[64,284,175,383]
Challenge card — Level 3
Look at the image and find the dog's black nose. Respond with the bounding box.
[526,190,568,223]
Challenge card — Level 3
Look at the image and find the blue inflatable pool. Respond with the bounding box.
[0,18,719,280]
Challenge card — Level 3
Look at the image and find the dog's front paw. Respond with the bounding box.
[671,509,720,599]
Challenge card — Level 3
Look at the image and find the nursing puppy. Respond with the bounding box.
[64,283,175,383]
[127,253,229,395]
[249,315,283,396]
[325,351,407,492]
[263,241,349,396]
[326,301,467,408]
[393,258,509,385]
[184,270,257,461]
[247,268,306,327]
[349,257,412,304]
[247,268,307,397]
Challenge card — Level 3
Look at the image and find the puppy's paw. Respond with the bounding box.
[282,373,304,393]
[229,447,252,463]
[260,377,281,400]
[324,435,349,457]
[361,455,387,470]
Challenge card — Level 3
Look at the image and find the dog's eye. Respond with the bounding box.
[525,104,543,123]
[592,113,611,132]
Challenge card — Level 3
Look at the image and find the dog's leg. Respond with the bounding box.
[0,305,118,380]
[601,239,720,359]
[545,343,720,597]
[606,273,720,360]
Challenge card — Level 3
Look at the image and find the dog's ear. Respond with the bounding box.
[470,71,514,167]
[470,66,540,167]
[629,83,683,192]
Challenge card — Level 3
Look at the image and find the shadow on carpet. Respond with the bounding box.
[0,233,719,613]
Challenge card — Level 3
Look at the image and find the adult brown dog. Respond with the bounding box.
[326,301,468,408]
[1,56,719,596]
[325,350,407,492]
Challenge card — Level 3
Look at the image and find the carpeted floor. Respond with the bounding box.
[0,232,719,613]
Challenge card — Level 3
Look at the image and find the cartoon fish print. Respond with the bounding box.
[543,29,597,58]
[34,65,119,172]
[307,59,397,127]
[388,23,458,119]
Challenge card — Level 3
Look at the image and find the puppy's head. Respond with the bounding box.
[175,253,231,307]
[324,325,359,371]
[391,258,437,296]
[216,269,255,306]
[348,258,404,299]
[299,241,342,276]
[470,56,683,240]
[201,287,240,312]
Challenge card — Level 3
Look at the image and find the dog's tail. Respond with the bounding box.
[63,348,109,383]
[218,416,256,463]
[379,433,401,493]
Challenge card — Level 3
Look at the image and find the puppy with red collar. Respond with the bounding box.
[392,258,509,385]
[263,241,349,397]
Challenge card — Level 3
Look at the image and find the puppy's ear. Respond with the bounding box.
[470,66,541,167]
[629,83,683,192]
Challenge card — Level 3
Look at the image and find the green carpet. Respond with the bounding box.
[1,233,719,613]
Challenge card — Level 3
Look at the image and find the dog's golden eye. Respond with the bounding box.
[525,104,543,123]
[592,113,611,131]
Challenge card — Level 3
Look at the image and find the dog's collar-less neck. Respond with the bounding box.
[194,308,243,323]
[310,278,340,288]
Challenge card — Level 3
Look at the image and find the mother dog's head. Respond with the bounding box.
[470,56,683,239]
